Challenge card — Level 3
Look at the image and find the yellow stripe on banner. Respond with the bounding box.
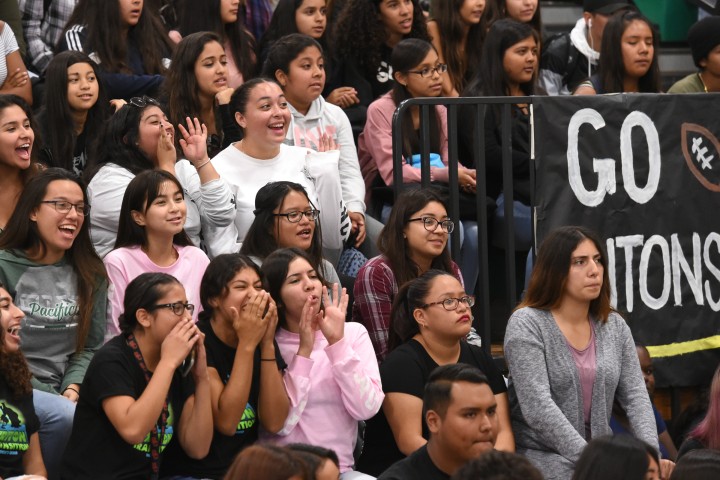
[647,335,720,358]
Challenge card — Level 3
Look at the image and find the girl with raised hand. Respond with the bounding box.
[0,95,37,233]
[262,248,383,478]
[485,0,542,35]
[329,0,430,109]
[164,32,243,159]
[104,170,210,342]
[0,282,46,479]
[60,273,213,479]
[574,10,660,95]
[37,51,109,175]
[0,168,107,479]
[172,0,256,89]
[211,78,350,264]
[86,98,236,258]
[161,254,289,478]
[58,0,174,99]
[427,0,487,97]
[359,269,513,474]
[504,226,657,479]
[241,181,342,288]
[263,33,379,253]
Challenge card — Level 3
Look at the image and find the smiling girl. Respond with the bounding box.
[261,247,383,478]
[104,170,210,341]
[37,51,109,175]
[0,168,107,478]
[0,282,46,478]
[86,98,236,258]
[211,78,349,262]
[160,254,289,478]
[0,95,37,234]
[164,32,243,158]
[574,10,660,94]
[427,0,487,97]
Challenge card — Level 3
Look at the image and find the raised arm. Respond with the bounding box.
[178,332,213,459]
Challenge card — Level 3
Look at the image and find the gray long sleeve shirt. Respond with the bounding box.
[504,308,657,479]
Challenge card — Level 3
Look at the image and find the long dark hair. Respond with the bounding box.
[240,181,324,267]
[165,32,223,132]
[518,226,612,322]
[262,247,327,328]
[40,51,108,172]
[85,97,160,181]
[332,0,429,77]
[61,0,173,75]
[597,10,661,93]
[378,188,453,287]
[0,168,106,350]
[114,170,193,249]
[391,38,442,159]
[0,95,38,181]
[176,0,256,80]
[388,269,453,351]
[464,18,538,98]
[259,0,327,60]
[484,0,542,35]
[429,0,486,92]
[199,253,262,323]
[119,272,181,335]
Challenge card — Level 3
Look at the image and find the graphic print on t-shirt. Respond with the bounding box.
[0,400,30,455]
[133,404,175,457]
[236,403,257,435]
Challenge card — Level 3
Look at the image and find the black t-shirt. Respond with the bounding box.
[60,335,194,479]
[378,445,449,480]
[358,339,506,476]
[160,318,287,479]
[0,377,39,478]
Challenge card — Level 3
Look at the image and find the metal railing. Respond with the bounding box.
[390,96,535,353]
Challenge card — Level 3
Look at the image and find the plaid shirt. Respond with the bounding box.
[352,255,463,363]
[20,0,77,74]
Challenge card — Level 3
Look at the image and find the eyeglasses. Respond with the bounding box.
[150,302,195,316]
[41,200,90,216]
[421,295,475,311]
[128,96,161,108]
[273,209,320,223]
[408,216,454,234]
[407,64,448,78]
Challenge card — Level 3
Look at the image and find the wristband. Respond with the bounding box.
[196,159,211,171]
[260,358,276,362]
[64,386,80,396]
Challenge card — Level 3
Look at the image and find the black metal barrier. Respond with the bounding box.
[390,96,534,354]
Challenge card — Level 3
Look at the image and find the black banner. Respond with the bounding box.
[533,94,720,387]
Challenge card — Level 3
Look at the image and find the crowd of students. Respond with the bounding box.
[0,0,719,479]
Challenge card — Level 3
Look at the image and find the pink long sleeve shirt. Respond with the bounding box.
[264,322,384,472]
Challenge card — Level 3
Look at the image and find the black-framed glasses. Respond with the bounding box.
[407,64,448,78]
[128,96,161,108]
[408,216,454,234]
[273,209,320,223]
[150,302,195,316]
[421,295,475,311]
[40,200,90,216]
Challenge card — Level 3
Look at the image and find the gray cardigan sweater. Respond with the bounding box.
[504,308,657,479]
